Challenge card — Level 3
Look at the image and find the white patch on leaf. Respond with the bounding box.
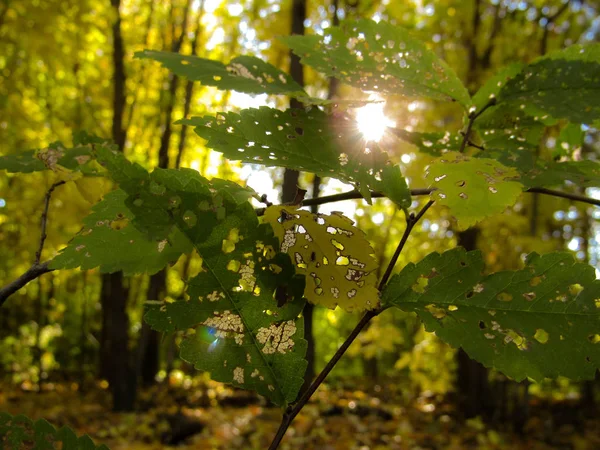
[256,320,297,354]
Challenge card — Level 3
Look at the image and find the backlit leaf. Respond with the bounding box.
[264,205,379,312]
[50,189,192,275]
[382,248,600,381]
[472,63,524,110]
[497,44,600,123]
[96,148,307,406]
[391,129,462,156]
[181,107,411,208]
[281,19,471,107]
[426,152,524,229]
[136,50,305,96]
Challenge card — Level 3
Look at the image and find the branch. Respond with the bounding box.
[0,261,54,307]
[256,185,600,216]
[459,97,497,153]
[35,181,66,264]
[268,200,434,450]
[267,309,377,450]
[527,187,600,207]
[1,181,64,307]
[378,200,435,290]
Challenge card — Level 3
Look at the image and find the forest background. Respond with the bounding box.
[1,0,600,448]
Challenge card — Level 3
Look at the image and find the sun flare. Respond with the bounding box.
[355,97,395,142]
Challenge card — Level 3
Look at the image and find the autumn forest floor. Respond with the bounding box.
[1,378,599,450]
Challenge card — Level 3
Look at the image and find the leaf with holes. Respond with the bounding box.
[382,248,600,381]
[136,50,305,96]
[281,19,470,107]
[472,63,524,111]
[475,103,549,147]
[0,412,109,450]
[522,160,600,189]
[426,152,523,229]
[264,205,379,312]
[180,107,411,208]
[96,148,307,406]
[50,189,193,275]
[391,129,462,156]
[497,44,600,123]
[0,144,104,176]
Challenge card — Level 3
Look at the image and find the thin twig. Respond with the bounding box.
[459,97,497,153]
[378,200,435,290]
[0,261,54,307]
[527,187,600,207]
[268,200,434,450]
[256,185,600,216]
[268,310,378,450]
[1,181,65,307]
[35,181,66,264]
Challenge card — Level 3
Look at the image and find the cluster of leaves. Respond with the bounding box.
[2,19,600,422]
[0,412,107,450]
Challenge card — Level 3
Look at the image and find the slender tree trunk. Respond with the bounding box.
[99,0,136,412]
[175,2,205,169]
[138,1,193,385]
[138,271,166,385]
[456,228,495,419]
[283,0,312,394]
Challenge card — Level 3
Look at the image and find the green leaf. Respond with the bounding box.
[522,160,600,189]
[391,129,462,156]
[136,50,305,96]
[264,205,379,312]
[498,44,600,123]
[426,152,524,229]
[281,19,471,107]
[472,63,524,110]
[382,248,600,382]
[0,412,108,450]
[96,148,308,406]
[555,123,584,159]
[50,189,193,275]
[181,107,411,208]
[0,150,45,173]
[0,140,110,175]
[475,103,548,147]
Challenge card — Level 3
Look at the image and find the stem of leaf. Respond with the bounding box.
[378,200,435,290]
[459,97,497,153]
[268,200,434,450]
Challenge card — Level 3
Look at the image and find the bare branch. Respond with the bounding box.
[256,184,600,217]
[0,261,54,307]
[378,200,435,290]
[268,309,378,450]
[35,181,66,264]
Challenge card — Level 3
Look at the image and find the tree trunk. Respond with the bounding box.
[137,0,192,387]
[100,272,136,411]
[455,228,495,419]
[284,0,311,394]
[98,0,136,412]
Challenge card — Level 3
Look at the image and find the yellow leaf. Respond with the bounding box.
[264,205,379,312]
[74,177,110,204]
